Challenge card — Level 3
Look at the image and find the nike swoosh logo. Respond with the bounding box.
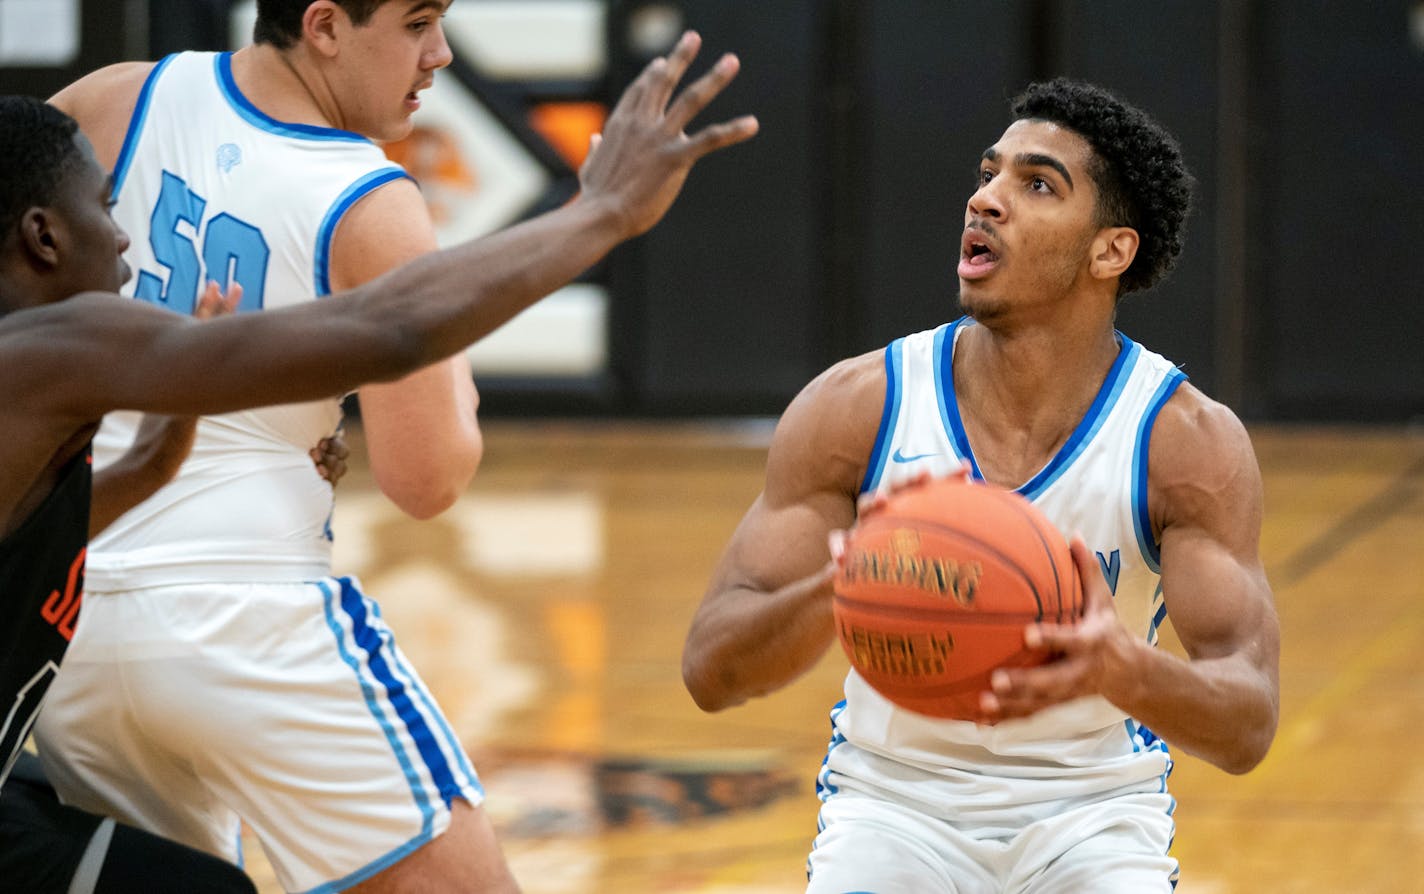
[891,448,939,463]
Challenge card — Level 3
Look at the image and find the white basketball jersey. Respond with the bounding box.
[88,52,411,589]
[821,317,1188,819]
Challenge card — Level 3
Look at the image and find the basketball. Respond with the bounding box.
[832,477,1083,720]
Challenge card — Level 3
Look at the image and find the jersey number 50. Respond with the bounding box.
[134,170,269,313]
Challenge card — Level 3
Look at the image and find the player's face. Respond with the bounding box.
[50,134,132,299]
[957,119,1102,321]
[332,0,454,142]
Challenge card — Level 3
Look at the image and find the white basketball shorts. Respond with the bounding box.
[806,781,1178,893]
[34,575,483,893]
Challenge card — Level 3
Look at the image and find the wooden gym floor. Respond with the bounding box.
[237,420,1424,893]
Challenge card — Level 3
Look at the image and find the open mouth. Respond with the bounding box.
[958,231,1000,279]
[962,236,998,266]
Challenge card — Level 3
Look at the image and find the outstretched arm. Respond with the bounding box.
[0,33,755,536]
[683,354,882,711]
[982,385,1279,773]
[35,32,756,421]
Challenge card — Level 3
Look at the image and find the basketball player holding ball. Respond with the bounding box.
[683,79,1279,893]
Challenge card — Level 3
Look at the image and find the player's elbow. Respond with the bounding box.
[1227,719,1278,775]
[1214,703,1278,775]
[681,654,740,713]
[380,472,467,519]
[389,487,459,520]
[373,434,483,519]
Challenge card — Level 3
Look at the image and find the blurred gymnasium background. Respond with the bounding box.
[2,3,1422,893]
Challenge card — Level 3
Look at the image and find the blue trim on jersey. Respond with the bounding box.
[316,579,436,827]
[935,318,982,478]
[1017,336,1141,500]
[1131,369,1188,572]
[111,54,179,200]
[936,322,1143,499]
[815,699,848,802]
[312,167,411,296]
[1150,585,1169,641]
[860,340,905,494]
[215,53,371,143]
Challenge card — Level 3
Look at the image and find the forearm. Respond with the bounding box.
[91,461,162,536]
[683,567,838,712]
[361,358,483,519]
[1111,641,1278,773]
[352,198,626,371]
[89,416,196,536]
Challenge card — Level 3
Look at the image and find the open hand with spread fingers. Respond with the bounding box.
[578,30,759,240]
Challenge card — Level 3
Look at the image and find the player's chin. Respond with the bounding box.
[372,115,416,144]
[956,286,1008,321]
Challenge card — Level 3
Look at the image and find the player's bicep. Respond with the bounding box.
[712,486,850,598]
[710,365,876,597]
[1152,390,1277,666]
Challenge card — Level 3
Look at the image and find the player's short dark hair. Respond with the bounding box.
[1011,78,1193,295]
[253,0,388,48]
[0,96,84,246]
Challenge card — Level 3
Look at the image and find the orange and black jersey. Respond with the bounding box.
[0,446,90,786]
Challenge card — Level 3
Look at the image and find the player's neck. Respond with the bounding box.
[229,44,347,133]
[0,269,53,317]
[954,307,1120,464]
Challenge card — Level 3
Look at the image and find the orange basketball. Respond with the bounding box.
[832,476,1082,720]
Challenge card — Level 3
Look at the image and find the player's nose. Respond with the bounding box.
[425,25,453,70]
[967,179,1006,220]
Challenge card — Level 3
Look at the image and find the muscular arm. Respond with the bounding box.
[1127,388,1279,771]
[682,354,882,711]
[986,385,1279,773]
[330,180,482,519]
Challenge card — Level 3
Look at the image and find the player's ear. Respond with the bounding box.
[302,0,342,57]
[18,207,62,269]
[1088,226,1138,282]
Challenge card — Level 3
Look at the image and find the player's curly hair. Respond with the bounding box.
[1011,79,1193,296]
[254,0,387,48]
[0,96,84,248]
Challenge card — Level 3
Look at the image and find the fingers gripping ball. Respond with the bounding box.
[832,477,1083,720]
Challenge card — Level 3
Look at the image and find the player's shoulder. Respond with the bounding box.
[1157,382,1251,450]
[50,61,157,116]
[1149,381,1260,496]
[790,348,885,420]
[327,174,435,291]
[766,349,887,493]
[49,61,160,167]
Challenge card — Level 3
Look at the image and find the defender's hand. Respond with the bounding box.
[310,431,350,487]
[578,30,759,239]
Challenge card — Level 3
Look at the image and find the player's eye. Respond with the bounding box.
[1030,176,1052,193]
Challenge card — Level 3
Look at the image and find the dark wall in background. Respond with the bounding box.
[1251,1,1424,421]
[3,0,1420,422]
[606,0,832,414]
[608,0,1421,422]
